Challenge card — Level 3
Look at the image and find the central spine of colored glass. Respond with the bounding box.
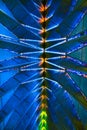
[39,0,48,130]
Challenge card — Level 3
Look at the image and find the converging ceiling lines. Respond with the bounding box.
[0,0,87,129]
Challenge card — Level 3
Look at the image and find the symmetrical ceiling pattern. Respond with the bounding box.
[0,0,87,130]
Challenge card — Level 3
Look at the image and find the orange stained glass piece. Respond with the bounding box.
[42,86,47,90]
[39,17,48,23]
[39,4,48,12]
[40,38,46,44]
[40,28,47,34]
[40,103,48,109]
[41,95,48,100]
[40,68,47,74]
[40,58,47,64]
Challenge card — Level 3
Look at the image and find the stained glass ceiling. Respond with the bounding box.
[0,0,87,130]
